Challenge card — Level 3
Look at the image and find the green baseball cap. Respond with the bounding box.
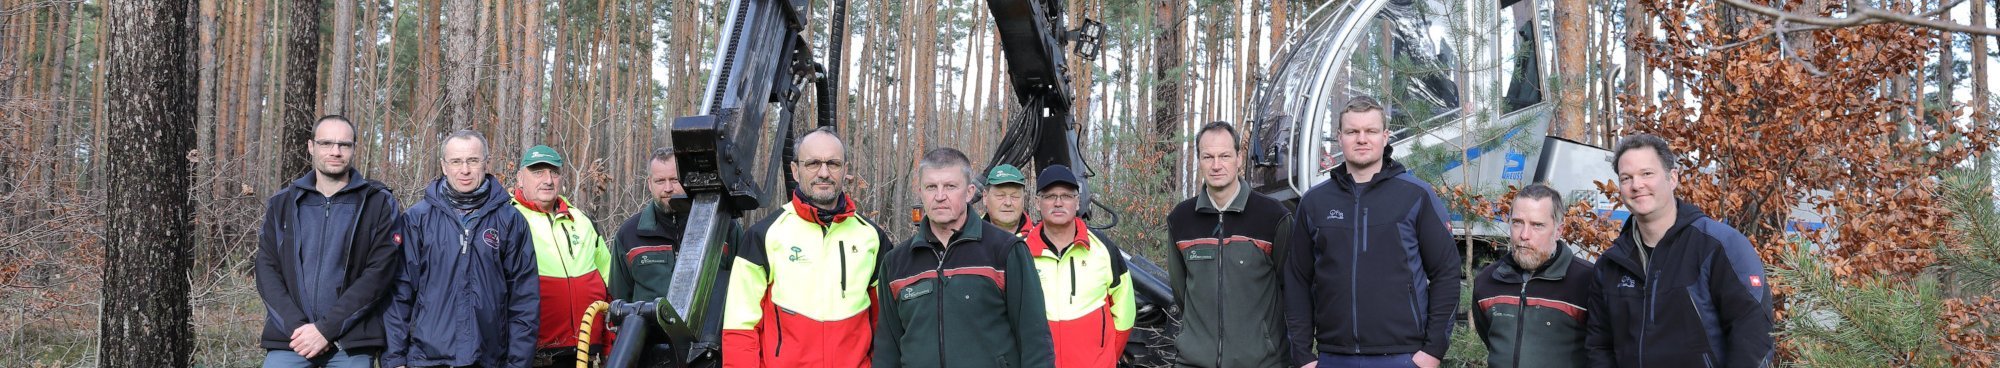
[520,145,565,169]
[987,164,1028,187]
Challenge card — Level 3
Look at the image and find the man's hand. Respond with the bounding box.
[1299,362,1318,368]
[1412,351,1441,368]
[289,324,330,358]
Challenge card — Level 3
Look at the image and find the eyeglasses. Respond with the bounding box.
[313,139,355,151]
[1038,193,1079,202]
[444,157,486,168]
[796,159,846,172]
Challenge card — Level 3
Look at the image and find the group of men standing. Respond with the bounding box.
[255,93,1773,368]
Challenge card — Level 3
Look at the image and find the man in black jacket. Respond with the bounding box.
[1472,184,1594,368]
[1586,134,1772,368]
[1167,121,1294,368]
[1283,96,1461,368]
[255,115,403,367]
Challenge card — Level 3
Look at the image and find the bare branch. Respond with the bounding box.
[1719,0,2000,36]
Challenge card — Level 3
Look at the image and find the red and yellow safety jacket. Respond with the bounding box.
[511,192,613,351]
[721,193,894,368]
[1022,221,1135,367]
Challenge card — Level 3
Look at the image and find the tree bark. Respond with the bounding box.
[282,0,321,180]
[242,0,271,181]
[1975,0,1992,179]
[1153,0,1184,190]
[99,0,196,365]
[441,0,479,130]
[197,0,218,202]
[1551,0,1588,140]
[327,0,353,114]
[1937,0,1956,112]
[521,0,543,147]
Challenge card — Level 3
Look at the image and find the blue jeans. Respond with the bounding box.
[1317,352,1417,368]
[263,348,376,368]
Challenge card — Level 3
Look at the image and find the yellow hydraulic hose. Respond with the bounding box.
[576,301,610,368]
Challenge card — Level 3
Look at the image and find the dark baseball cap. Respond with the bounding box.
[1037,164,1080,192]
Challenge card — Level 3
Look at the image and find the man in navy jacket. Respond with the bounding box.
[384,130,540,368]
[1283,96,1462,368]
[255,115,402,367]
[1585,133,1772,367]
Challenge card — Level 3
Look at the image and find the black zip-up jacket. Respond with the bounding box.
[874,220,1056,368]
[255,170,403,352]
[1586,201,1773,368]
[1166,183,1294,368]
[1282,154,1463,364]
[1473,241,1595,368]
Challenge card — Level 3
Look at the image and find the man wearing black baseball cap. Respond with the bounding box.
[1020,164,1135,367]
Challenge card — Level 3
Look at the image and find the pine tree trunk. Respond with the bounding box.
[197,0,218,202]
[1975,0,1992,180]
[282,0,321,181]
[1935,0,1955,112]
[1551,0,1588,140]
[521,0,543,146]
[442,0,479,130]
[100,0,196,365]
[327,0,353,114]
[1153,0,1183,191]
[243,0,269,184]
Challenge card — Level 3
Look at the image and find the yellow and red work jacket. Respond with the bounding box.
[1023,221,1135,367]
[721,194,893,368]
[510,192,613,350]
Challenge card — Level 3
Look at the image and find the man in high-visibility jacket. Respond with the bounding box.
[1020,164,1134,367]
[720,127,895,368]
[509,144,614,368]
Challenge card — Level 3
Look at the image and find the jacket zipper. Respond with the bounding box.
[556,214,577,349]
[839,241,849,291]
[1511,279,1530,368]
[1099,306,1108,348]
[1350,189,1363,353]
[1068,255,1078,304]
[1690,290,1707,364]
[1640,270,1660,368]
[934,243,953,368]
[1213,212,1228,365]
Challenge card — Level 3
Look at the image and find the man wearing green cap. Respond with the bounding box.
[983,164,1035,236]
[510,144,614,367]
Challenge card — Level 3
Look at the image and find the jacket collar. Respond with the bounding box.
[511,189,571,217]
[982,214,1032,234]
[1195,180,1251,214]
[915,216,987,251]
[424,174,513,214]
[788,189,857,227]
[1604,200,1708,273]
[288,169,372,196]
[1025,220,1092,257]
[1328,145,1405,190]
[1492,240,1576,283]
[635,200,683,236]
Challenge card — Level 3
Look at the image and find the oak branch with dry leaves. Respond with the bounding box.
[1628,0,1999,364]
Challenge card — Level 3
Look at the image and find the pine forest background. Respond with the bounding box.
[2,0,1998,366]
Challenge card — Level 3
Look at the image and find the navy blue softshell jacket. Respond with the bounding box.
[1586,201,1773,368]
[1282,153,1463,365]
[384,176,540,368]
